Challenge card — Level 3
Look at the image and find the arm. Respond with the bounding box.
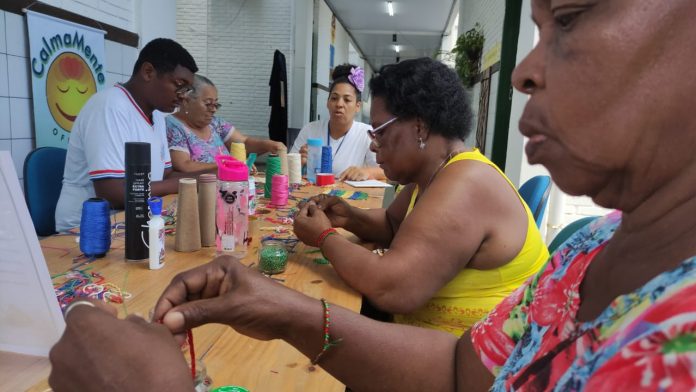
[48,257,496,391]
[229,130,285,155]
[305,164,510,314]
[169,150,218,173]
[338,166,387,181]
[154,257,494,392]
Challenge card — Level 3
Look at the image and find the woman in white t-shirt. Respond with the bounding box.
[291,64,385,180]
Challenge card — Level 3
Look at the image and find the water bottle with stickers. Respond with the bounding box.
[215,155,249,257]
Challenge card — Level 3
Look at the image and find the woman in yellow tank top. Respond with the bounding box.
[293,58,548,336]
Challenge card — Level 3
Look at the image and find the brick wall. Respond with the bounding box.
[177,0,294,138]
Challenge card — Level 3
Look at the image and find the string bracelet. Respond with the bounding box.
[311,298,342,365]
[316,228,338,248]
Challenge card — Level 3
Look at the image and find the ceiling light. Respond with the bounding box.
[387,1,394,16]
[395,45,400,53]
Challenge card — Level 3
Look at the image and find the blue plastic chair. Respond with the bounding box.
[23,147,67,236]
[548,216,599,254]
[518,175,552,228]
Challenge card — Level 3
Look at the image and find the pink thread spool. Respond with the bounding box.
[271,174,289,207]
[316,173,335,186]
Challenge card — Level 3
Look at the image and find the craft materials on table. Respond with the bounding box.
[316,173,335,186]
[175,178,202,252]
[278,145,289,176]
[270,174,289,207]
[264,154,283,198]
[344,179,393,188]
[287,152,303,184]
[146,197,165,270]
[320,145,333,173]
[79,197,112,258]
[258,239,289,275]
[52,269,130,311]
[323,189,369,200]
[198,173,218,247]
[229,142,247,163]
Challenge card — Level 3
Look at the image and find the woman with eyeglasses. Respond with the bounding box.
[166,74,285,172]
[290,64,385,181]
[292,57,549,336]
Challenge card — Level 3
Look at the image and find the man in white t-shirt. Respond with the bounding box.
[290,64,384,181]
[56,38,207,231]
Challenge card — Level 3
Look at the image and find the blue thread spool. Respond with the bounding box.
[320,145,332,173]
[79,198,111,258]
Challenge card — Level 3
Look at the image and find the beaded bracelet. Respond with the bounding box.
[311,298,343,365]
[316,227,338,248]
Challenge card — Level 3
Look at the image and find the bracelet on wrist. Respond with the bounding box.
[316,228,338,248]
[311,298,342,365]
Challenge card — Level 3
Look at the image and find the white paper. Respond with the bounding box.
[344,180,393,188]
[0,151,65,356]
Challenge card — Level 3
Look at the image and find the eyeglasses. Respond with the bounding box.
[203,101,222,111]
[367,117,399,147]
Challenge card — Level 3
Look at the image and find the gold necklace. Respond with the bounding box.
[419,149,464,197]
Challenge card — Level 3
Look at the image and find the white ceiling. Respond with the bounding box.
[325,0,457,71]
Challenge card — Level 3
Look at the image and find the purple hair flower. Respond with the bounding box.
[348,67,365,93]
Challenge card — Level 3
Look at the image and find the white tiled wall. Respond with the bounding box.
[0,10,136,188]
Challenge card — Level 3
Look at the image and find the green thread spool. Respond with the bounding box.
[264,154,282,198]
[258,239,288,274]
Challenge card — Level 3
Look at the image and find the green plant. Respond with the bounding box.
[451,23,485,87]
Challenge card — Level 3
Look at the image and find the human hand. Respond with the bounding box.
[49,299,192,392]
[271,141,287,155]
[154,256,298,342]
[299,144,308,166]
[293,201,334,246]
[300,194,352,228]
[339,166,370,181]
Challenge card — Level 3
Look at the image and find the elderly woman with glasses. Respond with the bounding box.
[166,74,285,172]
[291,57,549,336]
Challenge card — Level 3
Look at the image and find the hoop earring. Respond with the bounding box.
[418,137,426,150]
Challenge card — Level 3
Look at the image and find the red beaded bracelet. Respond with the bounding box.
[311,298,342,365]
[316,227,338,248]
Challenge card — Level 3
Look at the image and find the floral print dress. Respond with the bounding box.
[471,211,696,391]
[166,115,235,163]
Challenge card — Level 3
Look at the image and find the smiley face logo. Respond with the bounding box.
[46,52,96,132]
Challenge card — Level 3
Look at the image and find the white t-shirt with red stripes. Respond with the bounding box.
[55,84,172,231]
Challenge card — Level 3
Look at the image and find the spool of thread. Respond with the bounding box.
[316,173,335,186]
[320,145,333,174]
[287,153,302,184]
[264,154,282,198]
[79,198,111,258]
[278,145,289,176]
[198,174,217,247]
[270,174,289,206]
[175,178,202,252]
[230,142,246,163]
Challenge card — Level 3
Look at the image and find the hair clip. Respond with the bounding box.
[348,67,365,93]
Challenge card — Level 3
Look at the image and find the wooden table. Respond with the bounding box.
[1,183,384,392]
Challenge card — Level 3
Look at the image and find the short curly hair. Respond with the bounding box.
[132,38,198,76]
[369,57,472,141]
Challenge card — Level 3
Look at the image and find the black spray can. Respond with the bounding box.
[125,142,151,261]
